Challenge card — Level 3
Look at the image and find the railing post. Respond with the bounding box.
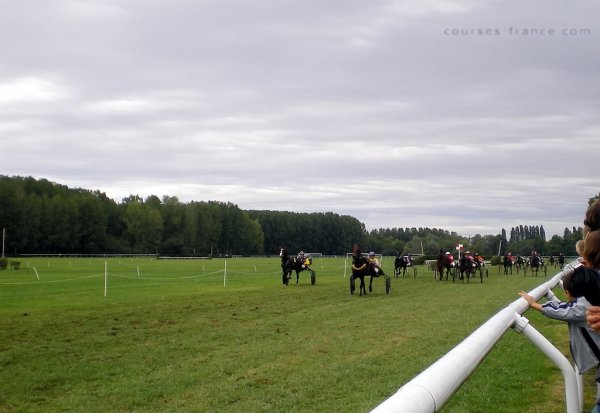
[370,263,583,412]
[512,314,581,413]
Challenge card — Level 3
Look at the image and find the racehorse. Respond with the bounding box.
[514,255,525,274]
[280,248,294,285]
[349,245,390,295]
[558,253,565,270]
[350,245,369,295]
[503,253,514,275]
[280,248,316,285]
[394,254,412,278]
[549,255,556,269]
[458,254,477,283]
[529,252,543,277]
[435,251,454,281]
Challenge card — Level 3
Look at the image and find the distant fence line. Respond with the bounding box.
[18,253,158,258]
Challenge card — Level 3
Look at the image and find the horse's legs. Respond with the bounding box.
[350,275,355,294]
[296,270,300,284]
[360,276,366,296]
[282,270,289,285]
[369,276,374,293]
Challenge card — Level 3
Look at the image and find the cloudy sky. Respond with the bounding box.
[1,0,598,238]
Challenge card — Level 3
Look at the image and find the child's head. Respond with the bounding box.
[562,271,580,299]
[564,263,600,305]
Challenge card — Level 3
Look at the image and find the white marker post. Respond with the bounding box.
[104,261,108,297]
[33,267,40,280]
[223,260,227,287]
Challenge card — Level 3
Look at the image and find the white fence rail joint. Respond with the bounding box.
[371,262,582,413]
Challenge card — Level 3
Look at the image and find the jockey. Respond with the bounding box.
[368,251,384,275]
[296,251,306,268]
[531,250,540,266]
[475,252,484,266]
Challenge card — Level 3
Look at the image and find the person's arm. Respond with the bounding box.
[519,291,543,312]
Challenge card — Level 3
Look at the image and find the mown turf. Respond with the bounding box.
[0,257,594,412]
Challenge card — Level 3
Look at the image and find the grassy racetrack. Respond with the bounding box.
[0,257,595,412]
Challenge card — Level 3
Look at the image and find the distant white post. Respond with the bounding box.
[104,261,108,297]
[223,259,227,287]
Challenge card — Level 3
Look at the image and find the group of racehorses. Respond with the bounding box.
[280,246,553,295]
[434,251,487,282]
[502,252,554,276]
[280,245,406,295]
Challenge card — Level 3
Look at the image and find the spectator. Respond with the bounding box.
[520,266,600,413]
[584,198,600,330]
[584,228,600,328]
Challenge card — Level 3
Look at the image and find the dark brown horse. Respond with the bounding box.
[350,245,369,295]
[458,254,476,283]
[394,254,414,278]
[435,251,455,281]
[280,247,316,285]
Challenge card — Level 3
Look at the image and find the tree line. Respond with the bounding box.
[0,176,594,257]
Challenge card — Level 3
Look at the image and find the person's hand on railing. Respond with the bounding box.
[587,306,600,331]
[518,291,543,312]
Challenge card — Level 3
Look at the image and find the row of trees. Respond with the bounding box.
[0,176,595,257]
[364,225,581,258]
[0,176,364,256]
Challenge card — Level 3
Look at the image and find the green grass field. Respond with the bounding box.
[0,257,595,412]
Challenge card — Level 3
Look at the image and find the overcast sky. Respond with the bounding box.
[1,0,598,238]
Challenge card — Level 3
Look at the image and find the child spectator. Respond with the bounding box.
[520,265,600,413]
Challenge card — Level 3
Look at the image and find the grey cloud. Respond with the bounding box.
[1,0,598,238]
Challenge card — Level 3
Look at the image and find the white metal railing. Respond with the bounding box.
[371,261,583,413]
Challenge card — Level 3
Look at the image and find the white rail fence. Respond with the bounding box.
[371,262,584,413]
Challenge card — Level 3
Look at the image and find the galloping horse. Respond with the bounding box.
[350,245,369,295]
[503,253,514,275]
[514,254,525,274]
[280,248,316,285]
[529,252,543,277]
[394,254,412,278]
[435,251,454,281]
[280,248,294,285]
[458,254,477,282]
